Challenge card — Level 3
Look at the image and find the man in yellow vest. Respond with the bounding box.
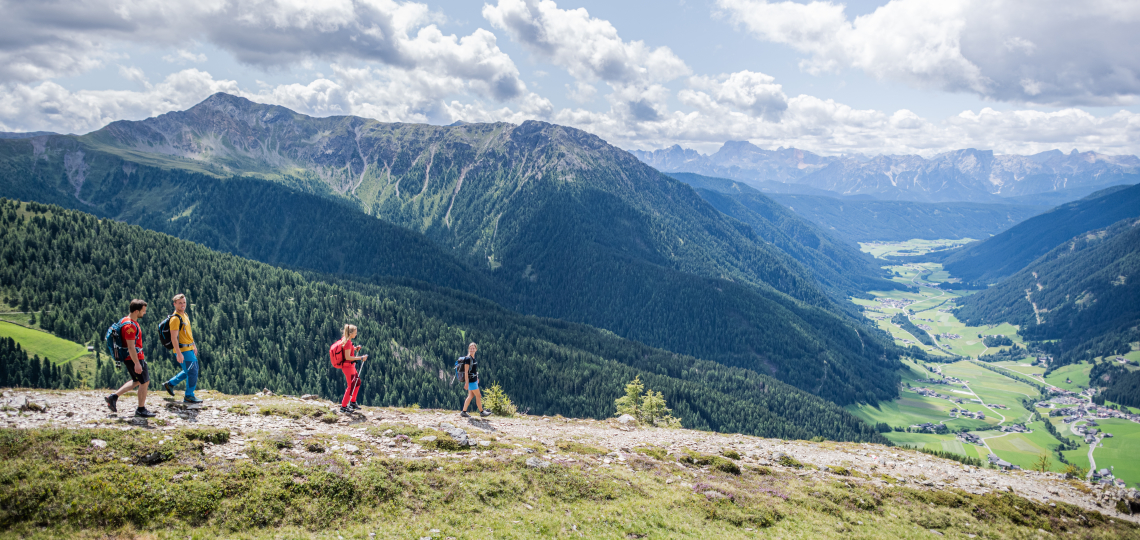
[161,294,202,403]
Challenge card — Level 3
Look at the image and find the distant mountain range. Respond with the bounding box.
[632,142,1140,204]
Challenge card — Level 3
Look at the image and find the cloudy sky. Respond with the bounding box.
[2,0,1139,156]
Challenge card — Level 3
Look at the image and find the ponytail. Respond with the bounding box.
[342,324,357,340]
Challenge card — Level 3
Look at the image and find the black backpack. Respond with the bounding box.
[158,313,187,351]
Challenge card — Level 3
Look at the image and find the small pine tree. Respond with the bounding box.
[482,382,517,417]
[28,312,36,325]
[615,377,681,428]
[1032,453,1052,473]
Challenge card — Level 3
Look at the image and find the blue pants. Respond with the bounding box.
[167,349,199,397]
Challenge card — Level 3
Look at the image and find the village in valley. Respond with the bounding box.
[847,240,1140,488]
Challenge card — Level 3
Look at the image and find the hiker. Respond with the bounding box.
[104,299,156,418]
[333,324,367,414]
[162,294,202,404]
[458,342,491,418]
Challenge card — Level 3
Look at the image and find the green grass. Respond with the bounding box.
[1,427,1132,539]
[1091,419,1140,487]
[859,239,975,259]
[882,432,989,461]
[856,262,1026,358]
[1044,362,1092,391]
[941,361,1038,424]
[982,422,1067,471]
[0,320,90,365]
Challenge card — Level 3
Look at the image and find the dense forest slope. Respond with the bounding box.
[0,199,888,442]
[942,184,1140,283]
[0,93,903,405]
[954,217,1140,367]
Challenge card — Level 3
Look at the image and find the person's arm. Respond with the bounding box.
[125,327,141,373]
[463,362,470,384]
[171,316,184,364]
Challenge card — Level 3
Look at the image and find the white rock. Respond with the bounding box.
[90,439,107,448]
[343,444,359,454]
[525,457,551,468]
[420,436,437,442]
[617,414,636,425]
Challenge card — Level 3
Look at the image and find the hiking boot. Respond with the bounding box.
[340,406,351,414]
[184,395,203,404]
[459,411,471,418]
[135,408,156,418]
[105,394,118,413]
[348,402,360,411]
[163,382,175,397]
[480,410,492,417]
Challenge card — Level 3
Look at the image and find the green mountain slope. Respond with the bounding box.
[666,171,901,302]
[0,199,887,442]
[0,93,904,405]
[954,217,1140,366]
[942,183,1140,283]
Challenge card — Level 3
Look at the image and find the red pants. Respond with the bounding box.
[341,363,361,407]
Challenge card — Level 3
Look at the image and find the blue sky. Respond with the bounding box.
[3,0,1139,156]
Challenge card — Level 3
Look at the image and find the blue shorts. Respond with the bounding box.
[467,381,479,391]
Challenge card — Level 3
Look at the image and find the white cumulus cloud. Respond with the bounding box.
[717,0,1140,105]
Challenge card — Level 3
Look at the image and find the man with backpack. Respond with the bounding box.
[161,294,202,404]
[104,299,156,418]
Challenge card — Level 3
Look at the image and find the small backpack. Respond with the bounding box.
[158,313,187,351]
[104,320,132,362]
[330,339,347,368]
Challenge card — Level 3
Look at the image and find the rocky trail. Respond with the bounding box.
[4,387,1140,537]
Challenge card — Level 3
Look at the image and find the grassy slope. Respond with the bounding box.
[0,423,1133,539]
[1094,419,1140,485]
[0,321,88,364]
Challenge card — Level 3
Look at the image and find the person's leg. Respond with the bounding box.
[183,350,199,398]
[167,360,189,388]
[137,382,148,408]
[463,390,474,412]
[341,366,357,408]
[473,389,484,411]
[114,379,137,396]
[349,374,362,404]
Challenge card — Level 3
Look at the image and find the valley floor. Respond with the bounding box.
[2,388,1138,539]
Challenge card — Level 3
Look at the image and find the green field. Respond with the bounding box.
[941,361,1037,424]
[859,239,975,259]
[847,359,996,431]
[0,320,97,380]
[855,259,1025,358]
[1043,362,1092,391]
[882,431,990,460]
[1091,419,1140,487]
[981,421,1068,471]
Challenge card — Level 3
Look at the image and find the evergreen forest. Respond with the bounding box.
[0,199,888,443]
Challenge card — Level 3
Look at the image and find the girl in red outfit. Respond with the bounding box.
[337,324,368,413]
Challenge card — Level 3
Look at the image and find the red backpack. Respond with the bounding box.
[329,339,348,368]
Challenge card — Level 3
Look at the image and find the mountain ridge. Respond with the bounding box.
[633,142,1140,204]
